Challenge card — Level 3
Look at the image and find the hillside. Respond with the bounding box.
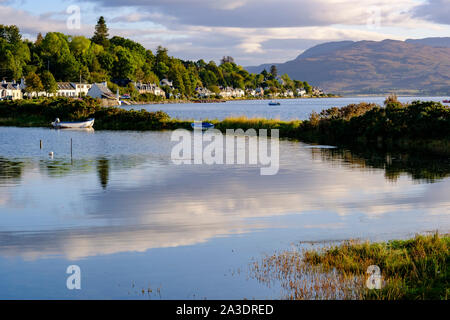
[405,37,450,48]
[246,39,450,94]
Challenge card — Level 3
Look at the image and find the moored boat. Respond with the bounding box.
[268,100,280,106]
[52,118,95,128]
[191,122,214,130]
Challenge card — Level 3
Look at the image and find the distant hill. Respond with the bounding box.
[405,37,450,48]
[246,38,450,95]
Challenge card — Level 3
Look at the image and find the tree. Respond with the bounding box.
[25,72,43,96]
[261,69,268,80]
[92,16,109,47]
[35,33,43,46]
[208,85,220,94]
[270,65,278,78]
[40,70,57,96]
[303,81,312,94]
[112,46,136,79]
[70,36,91,58]
[156,62,169,79]
[0,25,21,44]
[155,46,169,66]
[0,25,30,79]
[221,56,234,64]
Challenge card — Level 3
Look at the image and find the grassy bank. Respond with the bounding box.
[0,96,449,155]
[250,233,449,300]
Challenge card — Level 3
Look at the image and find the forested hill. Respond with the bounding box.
[0,18,312,98]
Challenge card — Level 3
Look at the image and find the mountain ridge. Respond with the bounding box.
[245,38,450,94]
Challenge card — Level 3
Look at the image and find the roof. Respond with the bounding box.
[0,83,20,90]
[57,82,76,90]
[95,83,116,100]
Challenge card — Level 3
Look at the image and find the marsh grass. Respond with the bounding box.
[250,233,449,300]
[1,97,448,155]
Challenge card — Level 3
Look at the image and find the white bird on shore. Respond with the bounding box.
[49,151,54,158]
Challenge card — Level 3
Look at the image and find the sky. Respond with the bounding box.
[1,0,449,66]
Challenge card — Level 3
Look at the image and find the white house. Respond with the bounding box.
[0,80,22,100]
[73,83,92,97]
[219,86,234,98]
[283,90,294,97]
[195,87,212,98]
[134,82,165,97]
[87,82,117,100]
[312,87,324,95]
[56,82,77,97]
[232,88,245,98]
[296,88,307,97]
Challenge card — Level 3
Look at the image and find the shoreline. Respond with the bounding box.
[121,95,342,105]
[119,94,449,106]
[0,97,448,156]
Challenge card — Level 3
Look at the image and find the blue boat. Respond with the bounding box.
[191,122,214,130]
[268,100,280,106]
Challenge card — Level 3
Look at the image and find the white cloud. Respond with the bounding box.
[2,0,450,65]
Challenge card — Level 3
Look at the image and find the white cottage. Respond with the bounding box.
[87,82,117,100]
[233,88,245,98]
[195,87,213,98]
[0,80,23,100]
[134,82,165,97]
[56,82,77,97]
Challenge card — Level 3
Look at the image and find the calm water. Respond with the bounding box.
[0,125,449,299]
[122,96,449,120]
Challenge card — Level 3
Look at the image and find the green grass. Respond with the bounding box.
[251,233,449,300]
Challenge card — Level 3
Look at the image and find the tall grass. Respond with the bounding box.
[250,233,449,300]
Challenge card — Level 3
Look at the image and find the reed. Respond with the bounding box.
[250,233,449,300]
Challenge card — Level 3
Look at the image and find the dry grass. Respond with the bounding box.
[250,233,449,300]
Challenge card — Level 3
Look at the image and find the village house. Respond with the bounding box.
[232,88,245,98]
[296,88,307,97]
[134,82,165,97]
[55,82,92,97]
[73,83,92,97]
[219,86,233,98]
[312,87,324,96]
[87,82,118,102]
[283,89,294,97]
[0,80,22,100]
[255,87,264,97]
[195,87,213,98]
[56,82,77,97]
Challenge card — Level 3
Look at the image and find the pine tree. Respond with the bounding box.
[35,33,43,46]
[270,65,278,78]
[92,16,109,47]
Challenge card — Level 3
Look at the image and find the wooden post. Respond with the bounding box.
[70,138,73,159]
[40,140,42,149]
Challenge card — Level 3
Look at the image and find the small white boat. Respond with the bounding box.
[52,118,95,128]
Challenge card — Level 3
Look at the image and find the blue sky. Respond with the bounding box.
[2,0,449,65]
